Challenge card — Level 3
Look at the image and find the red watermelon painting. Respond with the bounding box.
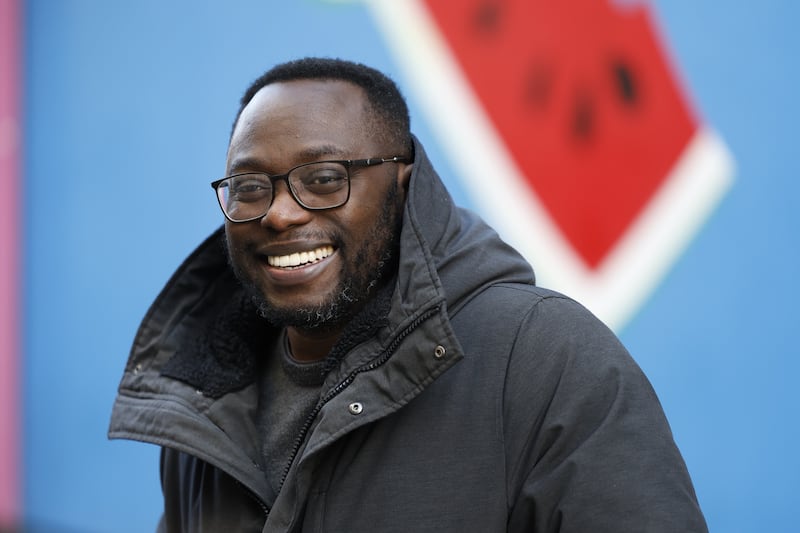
[423,0,696,268]
[368,0,734,329]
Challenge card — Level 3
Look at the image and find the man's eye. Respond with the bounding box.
[234,182,267,193]
[230,177,271,200]
[302,172,348,193]
[311,173,345,185]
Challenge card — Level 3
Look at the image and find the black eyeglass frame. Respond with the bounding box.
[210,155,411,223]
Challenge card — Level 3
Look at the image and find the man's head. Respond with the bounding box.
[221,58,414,339]
[232,57,413,156]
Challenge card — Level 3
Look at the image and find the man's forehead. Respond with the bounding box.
[233,79,368,138]
[247,78,366,112]
[228,80,375,168]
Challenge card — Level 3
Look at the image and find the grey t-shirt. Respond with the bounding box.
[256,330,325,495]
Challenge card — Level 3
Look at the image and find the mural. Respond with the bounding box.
[369,0,733,328]
[6,1,799,532]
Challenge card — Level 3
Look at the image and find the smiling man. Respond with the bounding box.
[222,78,410,361]
[109,58,707,532]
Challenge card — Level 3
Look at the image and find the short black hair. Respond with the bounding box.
[232,57,413,155]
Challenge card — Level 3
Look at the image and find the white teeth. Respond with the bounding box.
[268,245,334,268]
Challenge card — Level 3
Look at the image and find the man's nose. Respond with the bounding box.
[259,179,312,231]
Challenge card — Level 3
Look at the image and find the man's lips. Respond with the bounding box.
[266,245,335,268]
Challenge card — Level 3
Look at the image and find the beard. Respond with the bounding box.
[228,181,403,333]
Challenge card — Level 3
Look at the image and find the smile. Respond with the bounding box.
[267,245,335,268]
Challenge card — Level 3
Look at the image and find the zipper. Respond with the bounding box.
[235,478,271,518]
[279,304,441,488]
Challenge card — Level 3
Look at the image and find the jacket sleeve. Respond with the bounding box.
[502,294,708,532]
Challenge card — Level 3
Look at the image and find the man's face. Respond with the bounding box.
[224,79,408,331]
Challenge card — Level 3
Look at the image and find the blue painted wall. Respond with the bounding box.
[21,1,799,531]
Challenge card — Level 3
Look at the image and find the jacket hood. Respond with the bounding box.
[398,136,534,315]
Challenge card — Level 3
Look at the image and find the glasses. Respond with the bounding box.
[211,156,410,223]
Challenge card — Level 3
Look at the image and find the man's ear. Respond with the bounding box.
[398,162,413,190]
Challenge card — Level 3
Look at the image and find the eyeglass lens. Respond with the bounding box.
[217,161,350,221]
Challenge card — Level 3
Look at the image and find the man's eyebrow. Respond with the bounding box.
[227,145,348,174]
[227,156,267,173]
[294,144,347,161]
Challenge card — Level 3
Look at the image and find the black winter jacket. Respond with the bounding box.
[109,138,707,532]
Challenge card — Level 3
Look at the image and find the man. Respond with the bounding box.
[109,58,707,532]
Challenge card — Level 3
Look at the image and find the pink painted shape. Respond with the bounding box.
[0,0,21,526]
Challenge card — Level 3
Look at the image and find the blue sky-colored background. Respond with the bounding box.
[18,1,799,531]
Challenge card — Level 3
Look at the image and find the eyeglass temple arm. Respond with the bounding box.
[359,156,412,166]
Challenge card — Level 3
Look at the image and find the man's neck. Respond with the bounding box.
[285,326,342,363]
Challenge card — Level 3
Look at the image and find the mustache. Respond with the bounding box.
[224,228,345,256]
